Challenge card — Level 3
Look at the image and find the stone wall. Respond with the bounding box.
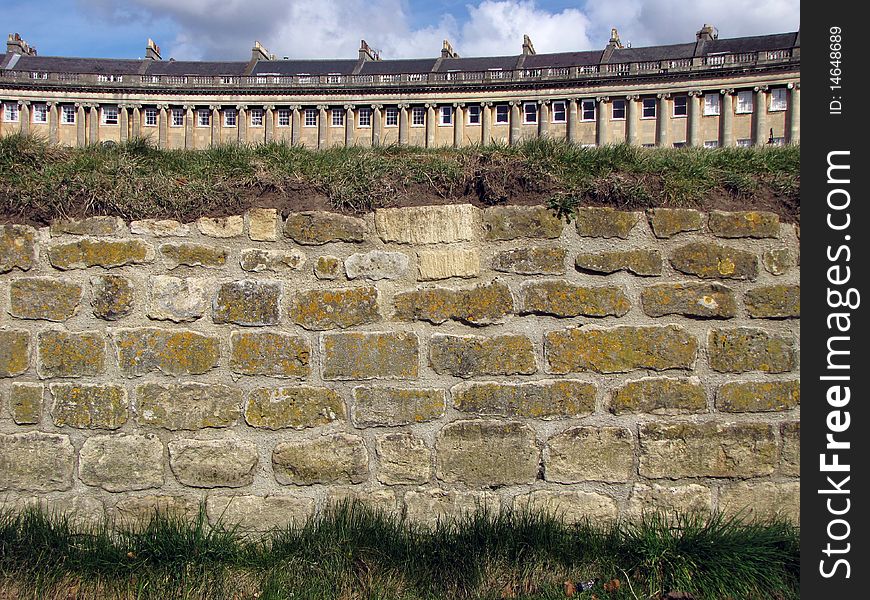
[0,204,800,530]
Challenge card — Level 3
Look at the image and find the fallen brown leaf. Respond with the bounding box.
[564,580,576,597]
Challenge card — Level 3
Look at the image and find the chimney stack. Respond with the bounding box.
[359,40,380,61]
[696,24,718,41]
[145,38,162,60]
[441,39,458,58]
[251,40,270,62]
[522,34,536,55]
[7,33,37,56]
[607,28,624,49]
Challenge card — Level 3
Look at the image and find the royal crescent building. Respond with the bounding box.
[0,26,799,150]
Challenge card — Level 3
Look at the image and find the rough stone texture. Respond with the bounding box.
[197,215,244,238]
[131,219,190,237]
[393,281,513,326]
[147,276,211,322]
[574,208,640,238]
[91,275,135,320]
[136,382,242,430]
[763,248,796,275]
[245,386,345,429]
[246,208,280,241]
[50,383,128,429]
[610,377,706,415]
[545,325,698,374]
[48,239,154,270]
[0,432,74,491]
[352,386,445,427]
[641,282,738,318]
[113,328,220,376]
[284,212,366,245]
[272,434,368,485]
[213,280,281,326]
[708,211,780,238]
[453,380,595,419]
[50,216,124,237]
[230,331,310,377]
[491,246,566,275]
[16,496,106,528]
[314,255,342,279]
[482,206,563,240]
[0,224,37,273]
[375,432,432,484]
[404,490,499,527]
[417,248,480,280]
[79,433,164,492]
[719,482,800,523]
[575,250,663,276]
[114,495,199,530]
[9,278,83,321]
[322,332,418,380]
[648,208,702,238]
[9,383,43,424]
[161,243,227,269]
[670,242,758,280]
[520,281,630,317]
[717,380,800,412]
[708,327,795,373]
[514,490,618,524]
[639,422,777,478]
[376,204,478,244]
[37,330,106,378]
[429,334,536,378]
[207,495,315,531]
[436,420,538,486]
[327,488,400,514]
[745,285,800,318]
[345,250,410,280]
[169,438,258,488]
[545,426,634,483]
[240,248,305,272]
[780,421,800,476]
[289,286,379,330]
[625,483,713,520]
[0,330,30,377]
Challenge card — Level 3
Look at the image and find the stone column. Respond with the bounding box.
[656,93,670,147]
[264,105,274,143]
[537,100,549,138]
[291,106,301,146]
[158,105,168,149]
[753,86,768,146]
[453,104,464,148]
[787,82,800,144]
[119,104,129,143]
[132,104,141,139]
[317,105,328,149]
[76,103,86,147]
[626,95,638,145]
[509,101,521,146]
[18,101,30,136]
[372,104,382,147]
[211,105,220,147]
[89,105,99,144]
[47,101,58,144]
[720,89,734,147]
[398,104,409,146]
[184,105,194,149]
[687,90,702,147]
[481,102,492,145]
[237,105,247,145]
[595,97,608,146]
[566,99,578,144]
[425,103,436,148]
[345,105,355,147]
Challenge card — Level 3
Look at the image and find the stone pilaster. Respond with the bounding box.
[753,86,768,146]
[453,103,464,148]
[509,101,521,145]
[89,104,99,144]
[291,106,301,146]
[158,105,168,149]
[566,99,578,144]
[237,105,247,144]
[687,91,702,147]
[595,97,609,146]
[398,104,409,146]
[47,101,58,144]
[264,105,274,143]
[119,104,129,143]
[537,100,549,138]
[345,105,355,146]
[787,83,800,144]
[656,93,670,147]
[317,105,328,149]
[480,102,492,145]
[372,104,382,147]
[720,89,734,147]
[425,103,436,148]
[626,95,639,145]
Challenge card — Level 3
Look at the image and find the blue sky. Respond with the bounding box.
[8,1,799,60]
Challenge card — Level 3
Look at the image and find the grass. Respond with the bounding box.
[0,134,799,225]
[0,501,799,600]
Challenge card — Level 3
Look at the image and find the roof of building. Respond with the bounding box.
[7,55,144,74]
[144,60,248,76]
[251,59,358,76]
[358,58,438,75]
[436,55,521,72]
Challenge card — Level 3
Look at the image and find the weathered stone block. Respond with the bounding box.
[520,281,630,317]
[147,276,211,322]
[0,432,74,491]
[610,377,706,415]
[37,330,105,378]
[352,386,445,427]
[9,383,42,424]
[213,280,281,326]
[393,281,513,325]
[327,488,400,514]
[130,219,190,237]
[452,380,595,419]
[745,285,800,318]
[574,208,640,238]
[314,255,342,279]
[719,482,800,523]
[648,208,702,238]
[436,420,538,486]
[50,216,123,237]
[246,208,280,241]
[272,433,368,485]
[79,433,164,492]
[639,422,777,478]
[284,212,366,245]
[708,327,795,373]
[491,246,565,275]
[482,206,563,240]
[289,286,379,330]
[50,383,128,429]
[781,421,800,476]
[708,211,780,238]
[545,325,697,374]
[48,239,155,270]
[0,224,37,273]
[196,215,244,238]
[575,250,663,276]
[17,496,106,528]
[169,438,258,488]
[114,495,199,530]
[641,282,737,318]
[404,489,499,527]
[230,331,310,377]
[376,204,478,244]
[417,248,480,280]
[113,328,220,376]
[345,250,410,280]
[625,483,712,520]
[9,278,82,321]
[136,382,242,430]
[514,490,618,524]
[544,426,634,483]
[0,330,30,377]
[429,333,536,378]
[161,243,227,269]
[670,242,758,280]
[207,495,315,531]
[245,386,344,429]
[322,332,418,380]
[717,380,800,412]
[762,248,796,275]
[376,432,432,484]
[240,248,305,272]
[91,274,134,320]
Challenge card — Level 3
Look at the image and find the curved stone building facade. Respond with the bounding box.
[1,26,799,150]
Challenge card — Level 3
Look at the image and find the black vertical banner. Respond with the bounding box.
[801,3,868,597]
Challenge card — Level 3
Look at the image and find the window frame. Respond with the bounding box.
[357,107,372,128]
[704,140,720,148]
[385,107,398,127]
[2,102,19,123]
[551,101,567,123]
[171,108,184,127]
[249,108,264,127]
[31,103,48,124]
[495,105,509,124]
[522,102,538,124]
[769,88,787,112]
[101,105,119,126]
[641,98,657,119]
[735,90,753,114]
[144,107,158,127]
[581,99,596,122]
[467,105,481,126]
[223,108,237,128]
[736,138,753,147]
[61,105,76,125]
[411,107,425,127]
[197,109,211,127]
[611,99,626,120]
[438,105,452,126]
[331,108,344,127]
[672,96,688,117]
[277,108,291,127]
[303,108,318,127]
[703,93,720,116]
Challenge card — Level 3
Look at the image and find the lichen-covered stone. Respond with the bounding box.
[79,433,164,492]
[48,238,154,270]
[230,331,310,377]
[327,488,400,514]
[113,328,220,376]
[482,206,563,240]
[708,211,779,238]
[393,281,513,326]
[196,215,243,238]
[717,380,800,412]
[352,386,445,427]
[147,276,211,322]
[114,495,199,530]
[136,382,242,430]
[639,422,777,478]
[50,216,124,237]
[544,426,634,483]
[762,248,796,275]
[745,285,800,318]
[272,433,368,485]
[641,282,737,318]
[436,420,538,486]
[417,248,480,280]
[707,327,794,373]
[375,432,432,484]
[545,325,697,374]
[575,249,663,276]
[169,438,258,488]
[160,243,227,269]
[37,330,105,378]
[9,383,42,424]
[207,495,315,531]
[0,432,74,491]
[781,421,799,476]
[322,332,419,380]
[574,208,640,238]
[284,212,366,245]
[246,208,280,241]
[213,280,281,326]
[648,208,702,238]
[50,383,128,429]
[130,219,190,237]
[514,490,618,524]
[0,224,37,273]
[491,246,566,275]
[245,386,345,429]
[625,483,712,520]
[610,377,706,415]
[91,274,134,320]
[0,330,30,377]
[452,380,595,419]
[376,204,478,244]
[345,250,410,280]
[429,333,536,378]
[314,255,342,279]
[16,496,106,528]
[520,281,630,317]
[240,248,305,272]
[404,489,499,527]
[719,482,799,523]
[670,242,758,280]
[9,278,82,321]
[289,287,379,330]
